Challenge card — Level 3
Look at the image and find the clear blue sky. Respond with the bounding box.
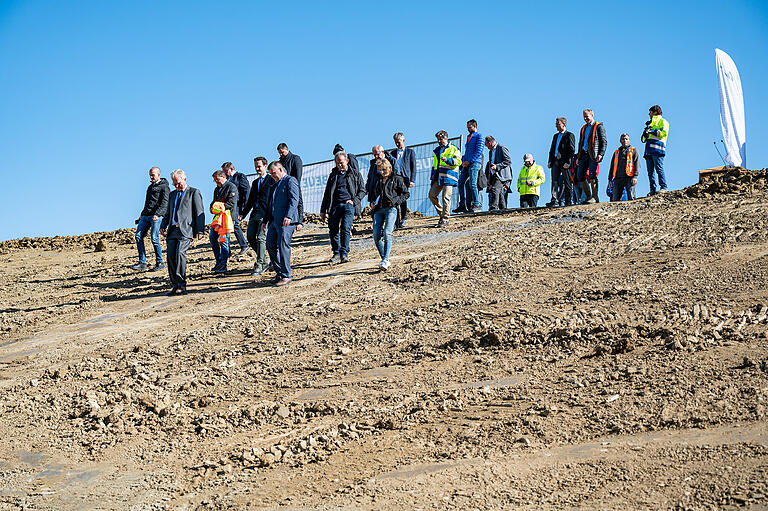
[1,0,767,241]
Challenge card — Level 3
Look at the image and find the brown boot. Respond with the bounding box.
[579,181,592,204]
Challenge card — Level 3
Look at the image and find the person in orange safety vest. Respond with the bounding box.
[608,133,640,202]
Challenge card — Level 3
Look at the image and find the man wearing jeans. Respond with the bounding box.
[641,104,670,195]
[320,151,365,264]
[133,167,170,271]
[222,162,251,256]
[209,169,237,274]
[454,119,484,213]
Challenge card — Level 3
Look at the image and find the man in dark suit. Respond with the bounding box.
[387,132,417,228]
[264,161,300,286]
[240,156,275,276]
[222,161,251,255]
[277,143,304,227]
[366,145,395,206]
[160,169,205,295]
[484,136,513,210]
[547,117,576,207]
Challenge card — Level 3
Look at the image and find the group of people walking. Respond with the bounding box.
[132,105,669,293]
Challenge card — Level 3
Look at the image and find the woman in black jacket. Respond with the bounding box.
[371,158,410,270]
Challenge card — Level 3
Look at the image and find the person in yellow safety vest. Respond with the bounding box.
[608,133,640,202]
[518,154,545,208]
[640,104,669,195]
[429,130,461,227]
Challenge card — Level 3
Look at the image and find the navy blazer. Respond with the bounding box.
[266,175,300,225]
[387,147,417,184]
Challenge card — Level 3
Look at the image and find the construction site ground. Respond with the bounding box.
[0,168,767,510]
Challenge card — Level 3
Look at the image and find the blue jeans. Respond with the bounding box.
[209,228,230,270]
[458,162,482,210]
[136,215,163,265]
[328,203,355,257]
[372,206,397,262]
[644,155,667,193]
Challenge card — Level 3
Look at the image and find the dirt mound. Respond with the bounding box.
[1,170,768,509]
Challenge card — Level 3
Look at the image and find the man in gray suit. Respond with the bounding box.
[264,161,300,286]
[484,136,513,210]
[160,169,205,295]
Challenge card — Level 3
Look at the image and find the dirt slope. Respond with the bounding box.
[0,168,767,510]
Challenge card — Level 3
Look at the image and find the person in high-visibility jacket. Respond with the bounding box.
[429,130,461,227]
[608,133,640,202]
[518,154,546,208]
[640,104,669,195]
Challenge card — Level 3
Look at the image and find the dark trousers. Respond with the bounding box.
[266,223,296,279]
[328,203,355,257]
[576,154,599,182]
[552,162,573,206]
[520,194,539,208]
[166,228,191,290]
[611,177,636,202]
[397,201,408,226]
[246,211,267,264]
[232,214,247,250]
[488,176,508,210]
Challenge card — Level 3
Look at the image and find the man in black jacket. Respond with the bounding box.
[210,169,237,274]
[320,151,366,264]
[576,108,608,204]
[133,167,170,271]
[277,143,304,226]
[547,117,576,207]
[160,169,205,295]
[388,132,417,228]
[240,156,275,275]
[222,162,251,256]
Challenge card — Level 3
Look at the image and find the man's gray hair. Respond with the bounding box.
[335,151,348,161]
[372,145,384,153]
[149,166,160,173]
[268,161,284,171]
[170,169,186,180]
[393,132,405,141]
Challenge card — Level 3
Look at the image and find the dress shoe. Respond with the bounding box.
[451,205,467,214]
[131,263,149,271]
[274,277,292,286]
[151,263,165,271]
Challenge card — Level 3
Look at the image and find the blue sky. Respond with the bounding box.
[1,0,766,241]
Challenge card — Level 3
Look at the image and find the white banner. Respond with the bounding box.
[716,48,746,167]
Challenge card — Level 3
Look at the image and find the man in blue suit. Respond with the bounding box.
[264,161,300,286]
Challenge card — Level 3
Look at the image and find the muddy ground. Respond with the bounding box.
[0,168,767,510]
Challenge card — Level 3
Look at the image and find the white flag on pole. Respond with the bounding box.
[715,48,746,167]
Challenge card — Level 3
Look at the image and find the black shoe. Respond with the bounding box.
[131,263,149,271]
[166,287,179,296]
[329,254,341,264]
[151,263,165,272]
[437,218,448,228]
[252,263,266,276]
[267,262,275,272]
[340,255,349,263]
[271,275,282,284]
[451,205,467,214]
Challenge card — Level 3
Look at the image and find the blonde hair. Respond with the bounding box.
[375,158,393,177]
